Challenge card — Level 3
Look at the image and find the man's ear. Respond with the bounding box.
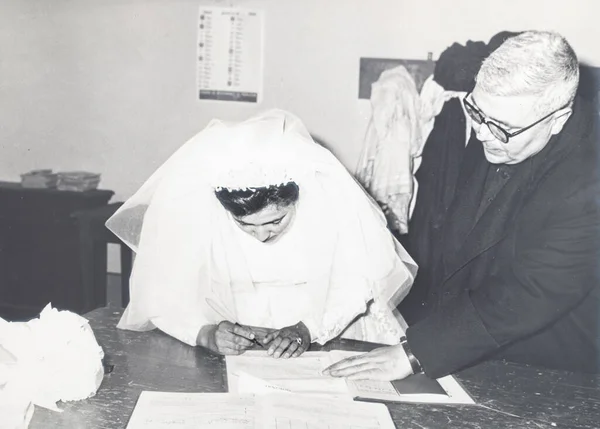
[550,108,573,136]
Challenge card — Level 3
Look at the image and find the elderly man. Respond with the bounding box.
[325,31,600,381]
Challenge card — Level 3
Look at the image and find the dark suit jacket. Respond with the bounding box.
[400,97,600,378]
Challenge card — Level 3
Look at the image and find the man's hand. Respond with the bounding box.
[321,344,413,381]
[263,321,311,359]
[200,321,256,355]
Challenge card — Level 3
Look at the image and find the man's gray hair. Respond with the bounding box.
[476,31,579,115]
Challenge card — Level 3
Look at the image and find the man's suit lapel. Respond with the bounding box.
[443,169,530,282]
[442,141,532,283]
[440,134,488,261]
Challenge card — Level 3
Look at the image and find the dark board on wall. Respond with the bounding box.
[358,57,436,100]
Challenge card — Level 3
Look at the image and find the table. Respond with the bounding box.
[30,307,600,429]
[71,203,133,309]
[0,182,114,320]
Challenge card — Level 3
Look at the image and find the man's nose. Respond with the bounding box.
[474,122,493,141]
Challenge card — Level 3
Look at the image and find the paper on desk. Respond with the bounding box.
[0,304,104,412]
[328,350,475,404]
[226,351,350,398]
[236,371,292,395]
[126,391,255,429]
[229,350,474,405]
[126,391,395,429]
[256,392,396,429]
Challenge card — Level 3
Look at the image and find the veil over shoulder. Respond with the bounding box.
[107,109,417,346]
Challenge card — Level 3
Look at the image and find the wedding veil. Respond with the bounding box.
[106,109,417,345]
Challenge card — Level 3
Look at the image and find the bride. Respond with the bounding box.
[106,109,417,358]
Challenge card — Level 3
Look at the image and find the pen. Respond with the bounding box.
[234,323,265,349]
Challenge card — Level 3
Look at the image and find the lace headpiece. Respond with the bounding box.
[204,113,314,191]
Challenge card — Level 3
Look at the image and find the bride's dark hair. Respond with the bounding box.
[215,181,299,217]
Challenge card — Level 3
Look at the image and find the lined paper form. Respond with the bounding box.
[126,392,395,429]
[257,394,395,429]
[126,392,255,429]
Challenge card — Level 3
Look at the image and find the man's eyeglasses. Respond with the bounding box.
[463,92,564,144]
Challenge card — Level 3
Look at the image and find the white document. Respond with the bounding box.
[346,375,474,405]
[226,351,350,398]
[330,351,474,404]
[126,391,395,429]
[227,351,475,405]
[256,393,396,429]
[237,372,292,395]
[197,6,264,103]
[126,391,255,429]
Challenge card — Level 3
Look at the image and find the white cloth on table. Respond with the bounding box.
[0,304,104,425]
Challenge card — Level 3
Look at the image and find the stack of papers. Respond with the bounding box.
[125,351,474,429]
[227,351,474,405]
[56,171,101,192]
[20,170,58,189]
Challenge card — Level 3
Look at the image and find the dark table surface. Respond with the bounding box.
[29,307,600,429]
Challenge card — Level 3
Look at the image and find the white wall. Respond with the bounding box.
[0,0,597,271]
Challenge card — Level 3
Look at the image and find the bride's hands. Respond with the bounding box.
[198,322,277,355]
[199,321,256,355]
[263,321,311,358]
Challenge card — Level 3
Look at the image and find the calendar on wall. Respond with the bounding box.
[196,7,264,103]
